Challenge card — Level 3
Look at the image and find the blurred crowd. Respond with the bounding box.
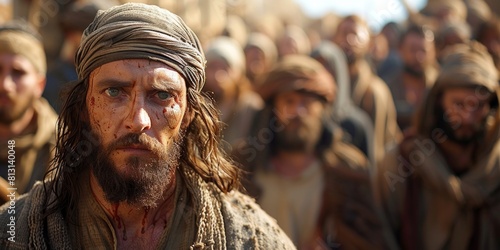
[1,0,500,249]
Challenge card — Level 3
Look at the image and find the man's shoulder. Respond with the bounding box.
[219,190,296,250]
[0,182,45,249]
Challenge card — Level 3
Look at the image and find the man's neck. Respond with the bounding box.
[89,172,177,248]
[271,151,317,179]
[438,140,477,176]
[0,108,36,140]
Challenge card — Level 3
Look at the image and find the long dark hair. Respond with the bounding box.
[44,77,241,218]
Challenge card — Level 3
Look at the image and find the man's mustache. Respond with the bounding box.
[107,133,163,153]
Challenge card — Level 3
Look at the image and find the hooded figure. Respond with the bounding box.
[310,41,375,165]
[374,41,500,250]
[236,54,390,249]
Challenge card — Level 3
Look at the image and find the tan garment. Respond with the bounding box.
[351,60,402,163]
[0,98,57,195]
[255,160,324,248]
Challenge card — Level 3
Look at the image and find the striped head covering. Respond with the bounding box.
[75,3,206,92]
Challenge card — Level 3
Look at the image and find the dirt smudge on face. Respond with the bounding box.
[163,104,181,129]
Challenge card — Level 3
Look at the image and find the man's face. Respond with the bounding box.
[273,91,325,153]
[204,58,237,103]
[0,54,45,124]
[437,87,493,145]
[399,33,435,77]
[244,46,266,78]
[333,20,370,65]
[86,59,188,206]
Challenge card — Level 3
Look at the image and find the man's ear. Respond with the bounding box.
[34,75,46,98]
[181,106,195,129]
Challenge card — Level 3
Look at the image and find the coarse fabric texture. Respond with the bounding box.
[257,54,336,104]
[0,165,296,249]
[374,42,500,250]
[75,3,206,92]
[0,26,46,74]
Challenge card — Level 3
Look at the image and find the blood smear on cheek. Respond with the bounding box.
[163,104,181,129]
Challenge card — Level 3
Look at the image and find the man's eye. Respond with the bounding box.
[157,91,172,100]
[105,88,120,97]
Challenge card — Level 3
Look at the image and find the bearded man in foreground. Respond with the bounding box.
[0,3,295,249]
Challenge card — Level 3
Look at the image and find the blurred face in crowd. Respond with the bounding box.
[0,53,45,124]
[273,91,325,153]
[399,32,435,77]
[437,87,493,145]
[86,59,187,206]
[204,57,238,103]
[245,46,266,80]
[333,18,371,65]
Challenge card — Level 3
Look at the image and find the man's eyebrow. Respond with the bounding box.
[95,78,132,88]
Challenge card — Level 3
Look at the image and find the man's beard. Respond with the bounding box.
[273,116,323,153]
[403,63,425,78]
[435,105,486,146]
[0,93,34,125]
[89,132,183,208]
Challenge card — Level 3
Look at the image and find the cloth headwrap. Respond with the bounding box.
[75,3,206,92]
[0,22,46,74]
[416,41,500,136]
[205,36,246,75]
[245,32,278,66]
[436,41,498,92]
[257,54,336,103]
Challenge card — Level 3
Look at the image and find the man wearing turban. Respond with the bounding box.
[235,54,390,249]
[0,3,295,249]
[374,41,500,249]
[0,21,57,202]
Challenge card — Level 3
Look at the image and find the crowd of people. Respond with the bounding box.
[0,0,499,249]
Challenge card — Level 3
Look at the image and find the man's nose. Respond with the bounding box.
[0,74,14,93]
[124,98,151,132]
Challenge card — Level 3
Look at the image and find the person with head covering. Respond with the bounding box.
[203,36,263,154]
[435,20,471,60]
[235,54,390,249]
[244,32,278,88]
[310,41,375,165]
[421,0,468,27]
[43,2,101,113]
[374,41,500,250]
[333,15,402,164]
[385,23,440,132]
[0,20,57,203]
[276,25,312,59]
[0,3,295,249]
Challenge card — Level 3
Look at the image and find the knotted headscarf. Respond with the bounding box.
[75,3,206,92]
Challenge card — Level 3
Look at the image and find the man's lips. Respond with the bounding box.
[116,144,152,153]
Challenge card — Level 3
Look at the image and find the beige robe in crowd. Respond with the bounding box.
[351,60,402,163]
[0,98,57,202]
